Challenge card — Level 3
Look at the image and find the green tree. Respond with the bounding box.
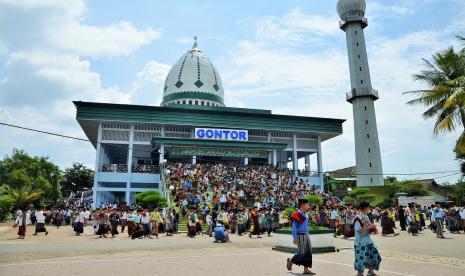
[134,190,167,210]
[452,182,465,205]
[0,149,62,204]
[398,180,430,196]
[0,185,14,222]
[343,188,377,205]
[404,37,465,154]
[62,163,94,195]
[304,194,323,206]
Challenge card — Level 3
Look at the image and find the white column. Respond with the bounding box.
[305,153,311,176]
[192,155,197,165]
[92,123,102,210]
[244,158,249,166]
[317,136,323,191]
[126,125,134,205]
[272,150,277,166]
[292,134,298,177]
[160,126,165,137]
[159,144,165,166]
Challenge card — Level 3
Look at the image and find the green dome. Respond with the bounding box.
[161,38,225,107]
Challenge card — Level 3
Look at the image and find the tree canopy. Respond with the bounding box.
[134,190,167,210]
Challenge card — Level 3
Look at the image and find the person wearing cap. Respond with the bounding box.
[353,201,381,276]
[286,198,314,275]
[213,222,230,243]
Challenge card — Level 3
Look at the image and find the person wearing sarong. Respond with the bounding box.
[286,198,314,275]
[34,208,48,236]
[120,210,127,233]
[131,209,144,239]
[14,210,27,239]
[109,210,119,237]
[127,210,135,237]
[73,208,85,236]
[248,206,261,238]
[397,205,406,231]
[433,204,445,239]
[54,209,63,229]
[380,210,394,236]
[344,204,355,238]
[353,202,381,276]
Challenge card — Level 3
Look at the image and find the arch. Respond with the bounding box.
[183,100,186,104]
[195,100,198,105]
[201,101,205,106]
[189,100,192,105]
[207,102,210,106]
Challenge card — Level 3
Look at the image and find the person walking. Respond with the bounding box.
[286,198,314,275]
[433,204,445,239]
[34,207,48,236]
[353,202,381,276]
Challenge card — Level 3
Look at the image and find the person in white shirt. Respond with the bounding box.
[73,208,85,236]
[120,211,128,233]
[460,207,465,234]
[83,209,91,226]
[205,211,213,237]
[330,206,338,231]
[34,208,48,236]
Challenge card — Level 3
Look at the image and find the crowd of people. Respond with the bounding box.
[9,161,465,276]
[11,162,465,244]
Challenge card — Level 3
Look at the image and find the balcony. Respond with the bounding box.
[100,164,160,173]
[346,88,379,102]
[101,164,128,173]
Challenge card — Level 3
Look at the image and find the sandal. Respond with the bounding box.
[286,258,292,271]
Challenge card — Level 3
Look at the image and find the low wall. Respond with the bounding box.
[272,228,336,253]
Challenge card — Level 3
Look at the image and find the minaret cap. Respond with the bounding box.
[337,0,366,20]
[191,36,200,51]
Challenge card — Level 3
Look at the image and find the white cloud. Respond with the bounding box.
[131,61,170,106]
[0,0,160,57]
[254,8,340,45]
[0,0,160,169]
[223,8,462,181]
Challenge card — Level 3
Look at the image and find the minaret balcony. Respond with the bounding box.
[346,88,379,102]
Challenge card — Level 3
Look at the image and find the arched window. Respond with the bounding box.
[183,100,186,104]
[207,102,210,106]
[177,101,181,104]
[195,100,198,105]
[201,101,205,106]
[189,100,192,105]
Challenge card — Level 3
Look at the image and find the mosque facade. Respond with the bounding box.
[74,39,345,206]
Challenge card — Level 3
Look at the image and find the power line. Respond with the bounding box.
[0,121,462,177]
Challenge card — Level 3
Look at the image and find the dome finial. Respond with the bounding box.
[192,36,199,51]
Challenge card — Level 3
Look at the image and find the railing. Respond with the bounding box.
[132,164,160,173]
[101,164,128,173]
[101,164,160,173]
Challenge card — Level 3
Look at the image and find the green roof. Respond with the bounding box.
[152,137,288,150]
[74,101,345,145]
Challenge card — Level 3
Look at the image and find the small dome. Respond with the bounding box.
[161,37,225,107]
[337,0,366,21]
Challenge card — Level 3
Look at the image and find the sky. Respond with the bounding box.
[0,0,464,183]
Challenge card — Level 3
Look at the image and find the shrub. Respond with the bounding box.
[0,195,13,222]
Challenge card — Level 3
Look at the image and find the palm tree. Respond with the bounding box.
[4,184,44,210]
[404,37,465,153]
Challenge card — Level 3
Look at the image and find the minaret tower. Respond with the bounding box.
[337,0,383,187]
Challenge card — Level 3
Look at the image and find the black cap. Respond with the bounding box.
[298,198,309,204]
[359,201,370,209]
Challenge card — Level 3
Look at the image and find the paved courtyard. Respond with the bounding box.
[0,224,464,276]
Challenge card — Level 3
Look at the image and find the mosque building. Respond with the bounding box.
[74,38,345,206]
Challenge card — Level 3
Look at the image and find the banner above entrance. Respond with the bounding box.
[195,128,248,141]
